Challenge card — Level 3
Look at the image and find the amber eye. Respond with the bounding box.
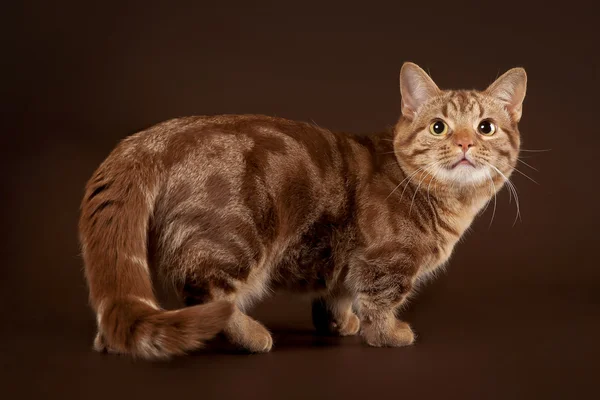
[429,120,448,136]
[478,120,496,135]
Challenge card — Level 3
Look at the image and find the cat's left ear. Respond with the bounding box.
[485,67,527,122]
[400,62,441,120]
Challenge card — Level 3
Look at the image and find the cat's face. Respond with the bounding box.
[394,63,527,188]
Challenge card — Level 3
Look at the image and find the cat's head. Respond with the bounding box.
[393,62,526,188]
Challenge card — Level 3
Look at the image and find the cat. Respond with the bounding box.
[79,62,527,359]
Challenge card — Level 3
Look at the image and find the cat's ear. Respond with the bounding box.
[399,62,441,119]
[485,67,527,122]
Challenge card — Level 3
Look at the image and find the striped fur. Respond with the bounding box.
[79,62,527,358]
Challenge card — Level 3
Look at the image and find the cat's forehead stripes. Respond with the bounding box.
[444,91,485,119]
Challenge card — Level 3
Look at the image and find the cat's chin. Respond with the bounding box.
[436,165,491,187]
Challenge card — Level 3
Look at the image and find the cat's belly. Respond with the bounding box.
[269,242,338,293]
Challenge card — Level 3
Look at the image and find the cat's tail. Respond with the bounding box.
[78,143,234,359]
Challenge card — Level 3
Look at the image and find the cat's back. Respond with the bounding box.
[124,114,352,233]
[118,114,341,170]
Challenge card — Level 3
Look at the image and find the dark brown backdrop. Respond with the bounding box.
[2,1,598,399]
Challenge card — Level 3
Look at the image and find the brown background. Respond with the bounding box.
[2,1,598,399]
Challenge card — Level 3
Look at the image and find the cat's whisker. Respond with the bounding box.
[484,162,521,225]
[399,161,443,205]
[426,166,438,205]
[410,161,443,215]
[409,168,432,216]
[506,181,521,224]
[386,165,426,201]
[517,158,539,171]
[485,170,497,228]
[426,174,434,205]
[510,166,539,185]
[479,177,492,215]
[507,180,522,225]
[398,167,428,202]
[427,162,445,205]
[501,178,519,223]
[519,148,552,152]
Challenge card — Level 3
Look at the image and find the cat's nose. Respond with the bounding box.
[454,135,474,154]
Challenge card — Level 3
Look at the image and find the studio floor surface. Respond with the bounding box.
[2,282,596,399]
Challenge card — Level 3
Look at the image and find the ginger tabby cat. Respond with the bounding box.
[79,62,527,359]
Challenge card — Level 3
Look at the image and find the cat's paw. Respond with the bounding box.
[312,298,360,336]
[92,332,122,354]
[362,319,415,347]
[334,313,360,336]
[246,323,273,353]
[93,332,106,352]
[226,315,273,353]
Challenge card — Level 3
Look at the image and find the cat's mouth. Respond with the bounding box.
[450,157,475,169]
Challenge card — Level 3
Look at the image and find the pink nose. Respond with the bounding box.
[454,136,474,153]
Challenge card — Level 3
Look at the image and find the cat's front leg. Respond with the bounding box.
[311,294,360,336]
[349,250,417,347]
[357,298,415,347]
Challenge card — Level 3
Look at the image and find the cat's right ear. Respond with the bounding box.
[399,62,440,120]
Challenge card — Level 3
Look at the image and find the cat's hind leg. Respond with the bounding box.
[164,204,275,353]
[179,270,273,353]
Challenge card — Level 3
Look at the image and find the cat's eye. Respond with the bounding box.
[478,120,496,136]
[429,120,448,136]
